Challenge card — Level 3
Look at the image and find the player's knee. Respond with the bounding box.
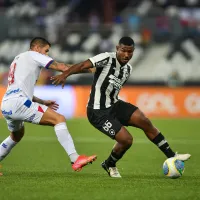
[126,136,133,148]
[12,127,24,142]
[121,135,133,148]
[55,114,66,124]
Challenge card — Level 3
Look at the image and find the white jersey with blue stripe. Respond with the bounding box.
[4,51,53,100]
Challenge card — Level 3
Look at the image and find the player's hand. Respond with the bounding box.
[43,100,59,111]
[51,73,68,88]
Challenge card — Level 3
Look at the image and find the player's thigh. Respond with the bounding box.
[87,107,124,139]
[127,108,158,132]
[22,100,65,126]
[18,98,65,126]
[115,100,138,126]
[1,97,63,127]
[39,107,65,126]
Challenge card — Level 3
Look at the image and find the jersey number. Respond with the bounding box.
[8,62,16,85]
[102,120,112,132]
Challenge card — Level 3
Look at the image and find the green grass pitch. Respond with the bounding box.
[0,118,199,200]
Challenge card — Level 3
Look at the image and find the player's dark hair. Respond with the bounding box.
[119,36,135,46]
[30,37,51,49]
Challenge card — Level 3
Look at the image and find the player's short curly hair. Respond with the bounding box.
[30,37,51,49]
[119,36,135,46]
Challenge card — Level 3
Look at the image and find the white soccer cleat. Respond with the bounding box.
[174,152,191,161]
[109,167,122,178]
[101,161,122,178]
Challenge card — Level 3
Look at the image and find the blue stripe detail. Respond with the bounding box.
[2,143,7,148]
[24,99,32,108]
[45,60,54,69]
[6,88,20,96]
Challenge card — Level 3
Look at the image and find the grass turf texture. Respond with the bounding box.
[0,118,199,200]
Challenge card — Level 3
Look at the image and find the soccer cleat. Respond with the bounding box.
[72,155,97,172]
[174,152,191,161]
[101,161,121,178]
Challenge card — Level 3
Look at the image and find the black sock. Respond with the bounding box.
[152,133,175,158]
[105,150,126,167]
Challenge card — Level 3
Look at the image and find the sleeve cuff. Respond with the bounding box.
[45,60,54,69]
[89,58,95,67]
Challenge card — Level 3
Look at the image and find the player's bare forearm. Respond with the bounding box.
[72,68,95,74]
[49,61,71,72]
[32,96,44,104]
[50,60,94,88]
[63,60,93,77]
[80,68,96,74]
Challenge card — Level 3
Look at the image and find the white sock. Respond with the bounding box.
[54,122,79,163]
[0,136,17,161]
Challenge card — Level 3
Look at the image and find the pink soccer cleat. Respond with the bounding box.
[72,155,97,172]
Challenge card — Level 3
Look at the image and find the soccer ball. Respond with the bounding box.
[163,157,185,179]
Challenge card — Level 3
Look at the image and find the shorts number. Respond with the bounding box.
[8,62,16,85]
[102,120,112,132]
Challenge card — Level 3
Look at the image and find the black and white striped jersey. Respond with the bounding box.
[87,52,133,109]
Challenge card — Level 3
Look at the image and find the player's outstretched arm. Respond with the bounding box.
[51,60,93,88]
[32,96,59,111]
[78,67,96,74]
[48,61,95,74]
[32,96,45,104]
[48,61,71,72]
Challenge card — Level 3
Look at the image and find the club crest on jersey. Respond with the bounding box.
[109,75,123,90]
[95,57,109,67]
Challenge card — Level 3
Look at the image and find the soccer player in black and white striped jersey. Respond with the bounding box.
[52,36,191,178]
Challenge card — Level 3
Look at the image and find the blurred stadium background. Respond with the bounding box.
[0,1,200,200]
[1,0,200,119]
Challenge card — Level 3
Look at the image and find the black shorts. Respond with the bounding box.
[87,100,138,139]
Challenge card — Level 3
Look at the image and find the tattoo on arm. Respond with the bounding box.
[49,61,68,72]
[49,61,58,69]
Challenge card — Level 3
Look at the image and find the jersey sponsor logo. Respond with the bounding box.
[109,75,123,90]
[2,110,12,115]
[95,57,109,67]
[5,88,20,96]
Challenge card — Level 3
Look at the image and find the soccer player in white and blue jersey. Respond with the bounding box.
[0,37,96,173]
